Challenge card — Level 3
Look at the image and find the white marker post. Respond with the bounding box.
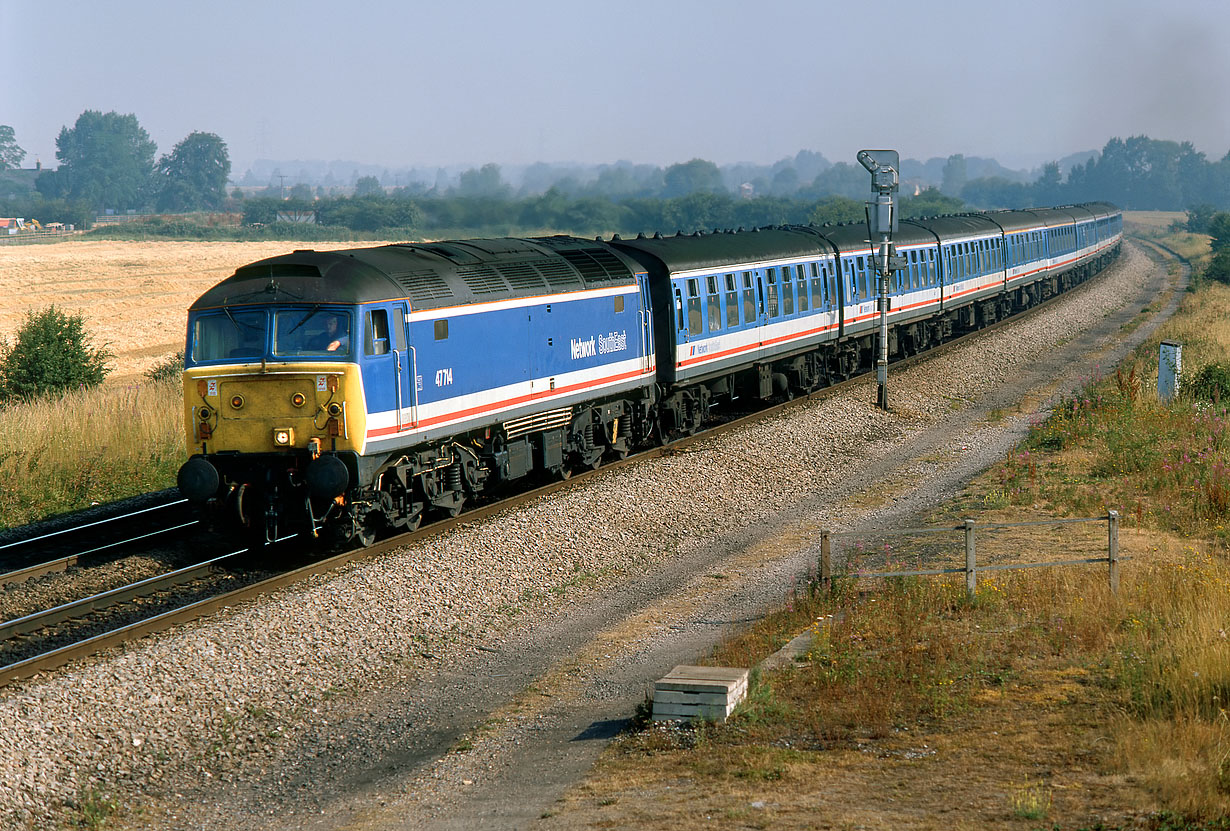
[1159,340,1182,402]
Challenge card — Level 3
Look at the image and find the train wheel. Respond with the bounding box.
[355,515,378,547]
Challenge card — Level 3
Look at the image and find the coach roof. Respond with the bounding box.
[609,227,823,274]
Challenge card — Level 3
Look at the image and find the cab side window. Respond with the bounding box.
[367,309,391,355]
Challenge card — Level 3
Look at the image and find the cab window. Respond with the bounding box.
[273,309,351,357]
[193,310,267,362]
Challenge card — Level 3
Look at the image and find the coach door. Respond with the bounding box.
[636,273,653,373]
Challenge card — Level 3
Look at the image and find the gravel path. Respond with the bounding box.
[0,243,1173,830]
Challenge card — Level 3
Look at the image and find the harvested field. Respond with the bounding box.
[0,239,384,383]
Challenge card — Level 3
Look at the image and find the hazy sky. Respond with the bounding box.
[5,0,1229,175]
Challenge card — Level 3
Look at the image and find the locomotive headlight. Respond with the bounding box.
[230,394,245,410]
[290,392,306,408]
[198,407,213,421]
[272,427,295,447]
[327,402,343,417]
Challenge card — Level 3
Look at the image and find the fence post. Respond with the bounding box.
[820,531,832,591]
[964,519,977,599]
[1108,510,1120,594]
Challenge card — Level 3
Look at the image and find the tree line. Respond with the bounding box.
[3,112,1230,236]
[0,112,230,224]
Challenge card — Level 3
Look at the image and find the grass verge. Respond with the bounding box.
[0,380,184,529]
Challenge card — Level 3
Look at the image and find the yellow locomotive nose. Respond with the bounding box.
[183,364,365,455]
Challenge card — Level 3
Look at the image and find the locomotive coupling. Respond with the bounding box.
[178,456,221,502]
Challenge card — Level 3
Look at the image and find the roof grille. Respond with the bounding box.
[456,265,508,295]
[537,259,582,289]
[394,269,453,303]
[556,247,630,283]
[496,262,548,291]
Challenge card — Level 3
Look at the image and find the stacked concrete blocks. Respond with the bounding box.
[651,665,749,723]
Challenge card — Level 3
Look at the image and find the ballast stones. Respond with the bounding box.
[651,665,749,723]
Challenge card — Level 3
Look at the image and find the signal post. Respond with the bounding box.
[857,149,904,411]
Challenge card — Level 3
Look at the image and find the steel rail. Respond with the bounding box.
[0,520,201,586]
[0,550,243,642]
[0,498,188,553]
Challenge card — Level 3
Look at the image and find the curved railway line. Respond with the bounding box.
[0,247,1128,689]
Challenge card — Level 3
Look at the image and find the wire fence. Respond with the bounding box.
[819,511,1122,596]
[0,229,82,245]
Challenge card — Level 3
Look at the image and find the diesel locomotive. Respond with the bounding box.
[176,203,1123,546]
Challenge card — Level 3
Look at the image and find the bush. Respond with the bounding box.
[145,351,184,382]
[1186,361,1230,407]
[0,306,111,401]
[1204,250,1230,285]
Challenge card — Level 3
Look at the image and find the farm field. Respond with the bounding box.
[0,239,383,383]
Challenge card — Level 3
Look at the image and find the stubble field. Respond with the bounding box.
[0,239,380,383]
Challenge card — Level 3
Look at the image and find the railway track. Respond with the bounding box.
[0,494,199,584]
[0,249,1126,690]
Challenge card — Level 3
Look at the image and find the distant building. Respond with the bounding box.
[276,210,317,224]
[0,217,25,234]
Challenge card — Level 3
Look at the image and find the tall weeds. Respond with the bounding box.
[0,381,184,528]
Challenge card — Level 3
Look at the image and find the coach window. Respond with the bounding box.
[766,267,780,317]
[742,272,756,322]
[782,268,795,315]
[810,263,823,308]
[706,275,721,332]
[796,265,808,312]
[686,278,703,335]
[725,274,739,327]
[674,287,685,332]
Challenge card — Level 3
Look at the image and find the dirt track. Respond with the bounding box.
[0,239,374,383]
